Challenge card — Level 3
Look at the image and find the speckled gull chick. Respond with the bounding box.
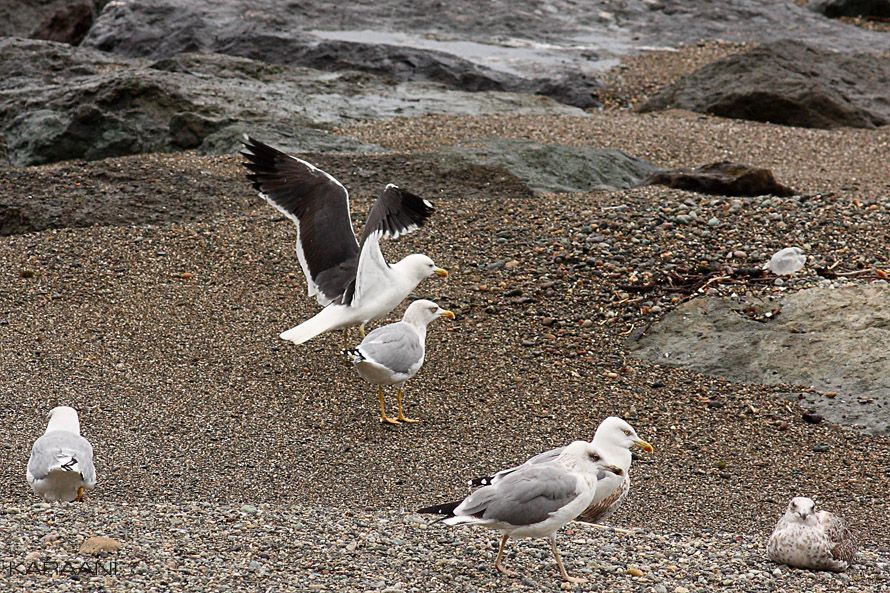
[27,406,96,502]
[242,137,448,345]
[468,417,653,525]
[418,441,622,583]
[767,496,856,572]
[344,299,454,425]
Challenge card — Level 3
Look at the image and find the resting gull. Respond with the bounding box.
[418,440,621,583]
[767,496,856,572]
[27,406,96,502]
[344,299,453,424]
[242,137,448,345]
[469,417,653,525]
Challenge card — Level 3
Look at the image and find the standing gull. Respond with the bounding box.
[27,406,96,502]
[242,137,448,345]
[418,441,621,583]
[469,417,653,525]
[767,496,856,572]
[344,299,454,424]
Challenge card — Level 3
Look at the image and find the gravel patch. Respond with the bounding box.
[1,504,887,592]
[2,94,889,592]
[338,110,890,195]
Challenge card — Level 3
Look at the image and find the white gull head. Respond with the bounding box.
[45,406,81,435]
[784,496,818,524]
[394,254,448,284]
[402,299,455,328]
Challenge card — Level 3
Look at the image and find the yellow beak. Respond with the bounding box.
[440,310,455,320]
[635,439,654,453]
[434,267,449,278]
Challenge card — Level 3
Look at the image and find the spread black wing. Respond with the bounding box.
[242,137,359,305]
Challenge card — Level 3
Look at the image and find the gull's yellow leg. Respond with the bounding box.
[377,387,400,425]
[75,486,85,503]
[342,329,349,349]
[495,534,515,576]
[549,536,586,584]
[396,388,420,423]
[359,323,366,338]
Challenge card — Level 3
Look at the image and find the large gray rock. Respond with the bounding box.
[0,39,583,166]
[640,40,890,129]
[83,0,890,73]
[82,0,602,108]
[809,0,890,18]
[445,139,661,194]
[79,0,890,114]
[631,285,890,434]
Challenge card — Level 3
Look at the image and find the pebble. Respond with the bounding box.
[79,536,122,555]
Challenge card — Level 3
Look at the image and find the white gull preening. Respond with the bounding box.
[242,137,448,345]
[468,417,653,524]
[418,441,622,583]
[27,406,96,502]
[766,247,806,275]
[345,299,454,425]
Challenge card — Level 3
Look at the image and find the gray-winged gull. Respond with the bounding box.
[468,417,653,525]
[418,440,621,583]
[345,299,454,424]
[242,137,448,345]
[27,406,96,502]
[767,496,856,572]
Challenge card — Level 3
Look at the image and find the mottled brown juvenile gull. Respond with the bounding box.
[418,441,622,583]
[345,299,453,424]
[27,406,96,502]
[767,497,856,572]
[469,417,653,525]
[242,137,448,345]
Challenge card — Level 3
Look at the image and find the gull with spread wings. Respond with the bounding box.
[242,137,448,345]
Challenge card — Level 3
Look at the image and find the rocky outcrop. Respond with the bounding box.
[446,139,662,194]
[808,0,890,18]
[82,0,602,108]
[283,41,602,109]
[631,285,890,434]
[639,41,890,129]
[0,39,583,166]
[644,162,795,197]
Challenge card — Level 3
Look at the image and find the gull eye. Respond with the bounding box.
[623,429,632,436]
[589,453,600,461]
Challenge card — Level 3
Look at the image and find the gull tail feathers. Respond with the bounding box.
[417,500,462,523]
[51,452,80,474]
[341,348,365,364]
[279,307,344,345]
[467,475,496,488]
